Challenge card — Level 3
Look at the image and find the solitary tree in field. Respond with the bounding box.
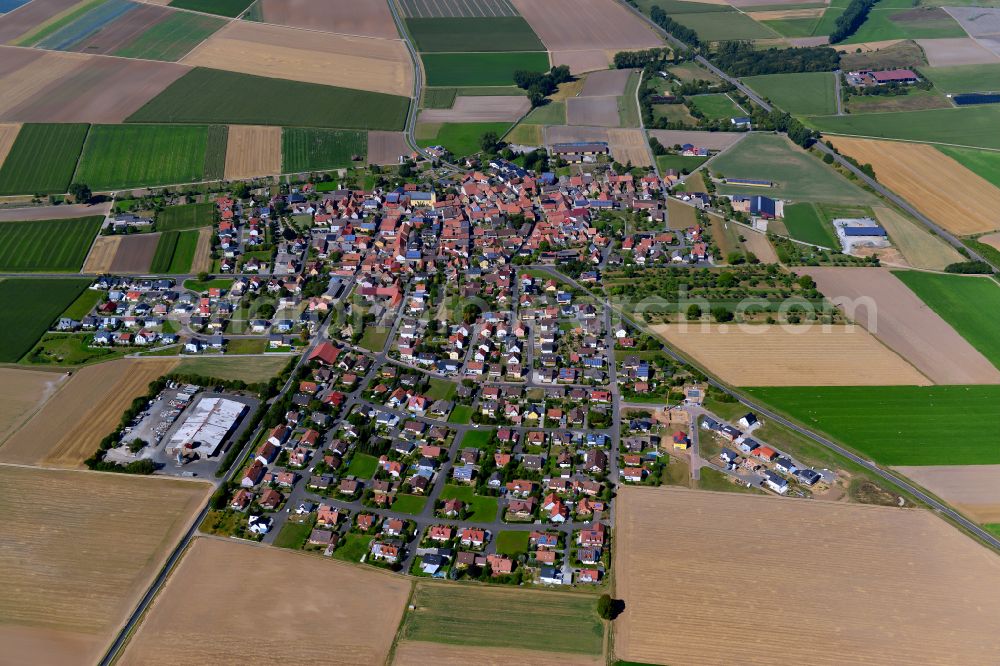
[69,182,91,204]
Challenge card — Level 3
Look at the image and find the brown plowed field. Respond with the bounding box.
[802,266,1000,384]
[394,642,603,666]
[83,235,122,273]
[977,232,1000,250]
[0,367,66,443]
[607,128,650,166]
[896,465,1000,523]
[0,358,176,467]
[581,68,633,97]
[181,21,412,97]
[652,322,930,386]
[566,96,619,126]
[917,37,1000,65]
[741,229,779,263]
[109,232,160,273]
[256,0,401,39]
[0,201,111,221]
[0,0,79,42]
[0,45,42,79]
[419,95,530,123]
[0,122,21,166]
[0,51,189,123]
[70,3,172,55]
[368,130,411,164]
[120,537,411,665]
[545,124,609,144]
[872,206,963,270]
[614,486,1000,665]
[512,0,662,51]
[552,49,611,74]
[223,125,281,179]
[191,228,212,273]
[0,465,209,666]
[649,129,745,151]
[829,136,1000,235]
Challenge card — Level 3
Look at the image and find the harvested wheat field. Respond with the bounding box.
[0,465,209,666]
[666,197,697,230]
[0,122,21,166]
[181,21,412,97]
[552,49,612,74]
[368,130,411,165]
[255,0,400,39]
[109,232,160,273]
[649,129,745,151]
[0,358,177,467]
[567,96,620,126]
[748,7,824,20]
[607,128,650,166]
[828,136,1000,235]
[832,39,903,53]
[120,537,410,665]
[741,229,779,263]
[802,267,1000,384]
[223,125,281,180]
[896,465,1000,523]
[614,486,1000,666]
[652,323,929,386]
[191,228,212,273]
[872,206,963,270]
[512,0,661,52]
[83,235,122,273]
[0,367,66,443]
[419,96,531,123]
[394,642,603,666]
[918,37,1000,66]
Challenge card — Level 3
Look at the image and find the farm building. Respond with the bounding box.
[167,397,247,459]
[848,69,919,86]
[550,142,609,163]
[834,218,889,254]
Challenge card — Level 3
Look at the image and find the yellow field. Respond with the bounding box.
[181,21,413,96]
[0,51,88,117]
[666,197,698,230]
[191,227,212,273]
[394,642,603,666]
[0,367,66,443]
[741,229,779,263]
[651,323,930,386]
[82,235,121,273]
[0,122,21,165]
[121,537,411,665]
[0,465,209,666]
[614,486,1000,665]
[223,125,281,180]
[607,128,651,166]
[749,7,824,20]
[828,136,1000,235]
[832,38,903,52]
[896,465,1000,523]
[872,206,964,270]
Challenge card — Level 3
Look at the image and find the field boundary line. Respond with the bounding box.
[68,122,92,190]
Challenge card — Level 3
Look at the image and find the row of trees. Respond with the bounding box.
[512,65,572,107]
[613,47,673,69]
[713,41,840,76]
[650,6,700,47]
[829,0,876,43]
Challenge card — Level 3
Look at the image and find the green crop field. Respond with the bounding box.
[422,52,550,87]
[128,68,409,130]
[656,154,707,173]
[401,583,604,655]
[0,124,88,196]
[168,0,254,17]
[175,356,290,382]
[711,133,873,203]
[150,232,178,273]
[0,278,91,362]
[782,202,838,248]
[671,10,778,40]
[75,125,208,190]
[157,203,215,231]
[417,122,512,157]
[936,146,1000,188]
[281,128,368,172]
[893,271,1000,370]
[439,484,498,522]
[744,72,837,116]
[813,6,965,42]
[761,17,822,37]
[422,88,457,109]
[746,385,1000,465]
[61,287,103,320]
[149,230,198,273]
[405,17,544,52]
[203,124,228,181]
[923,64,1000,94]
[808,105,1000,149]
[113,11,226,60]
[0,216,101,272]
[495,530,530,556]
[688,93,744,121]
[522,101,565,125]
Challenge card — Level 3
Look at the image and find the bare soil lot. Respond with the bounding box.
[224,125,281,179]
[545,124,609,144]
[652,323,930,386]
[70,3,172,55]
[828,136,1000,235]
[801,267,1000,384]
[0,201,111,221]
[120,537,411,665]
[581,68,633,97]
[917,37,1000,65]
[394,642,603,666]
[368,130,411,164]
[896,464,1000,523]
[0,466,209,666]
[551,49,612,74]
[419,95,530,123]
[109,232,160,273]
[567,96,620,126]
[0,367,66,443]
[872,205,963,270]
[0,49,89,119]
[512,0,662,51]
[0,358,177,467]
[607,128,650,166]
[83,235,122,273]
[614,486,1000,665]
[256,0,401,39]
[0,0,79,42]
[741,228,779,263]
[181,21,412,97]
[649,129,745,151]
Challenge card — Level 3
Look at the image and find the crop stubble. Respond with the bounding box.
[0,367,66,443]
[418,96,530,123]
[82,235,122,273]
[872,205,963,270]
[255,0,400,39]
[223,125,281,179]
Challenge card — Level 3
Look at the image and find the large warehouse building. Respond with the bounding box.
[167,397,247,459]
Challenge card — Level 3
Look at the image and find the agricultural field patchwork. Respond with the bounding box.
[0,123,88,195]
[405,16,544,52]
[809,105,1000,149]
[421,52,550,87]
[935,145,1000,188]
[399,0,518,18]
[282,128,368,173]
[156,202,215,232]
[0,216,101,272]
[202,123,228,181]
[814,6,966,44]
[923,63,1000,94]
[168,0,254,17]
[417,122,512,156]
[150,229,198,273]
[76,124,208,190]
[222,124,279,180]
[670,9,778,41]
[744,71,837,116]
[782,202,838,248]
[112,10,226,61]
[0,367,66,443]
[688,93,745,121]
[0,278,90,362]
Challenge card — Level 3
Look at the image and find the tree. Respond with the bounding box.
[480,131,500,154]
[598,594,614,619]
[711,306,734,322]
[128,438,146,453]
[686,304,702,321]
[197,271,210,282]
[69,182,92,204]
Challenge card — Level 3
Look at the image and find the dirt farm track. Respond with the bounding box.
[613,487,1000,665]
